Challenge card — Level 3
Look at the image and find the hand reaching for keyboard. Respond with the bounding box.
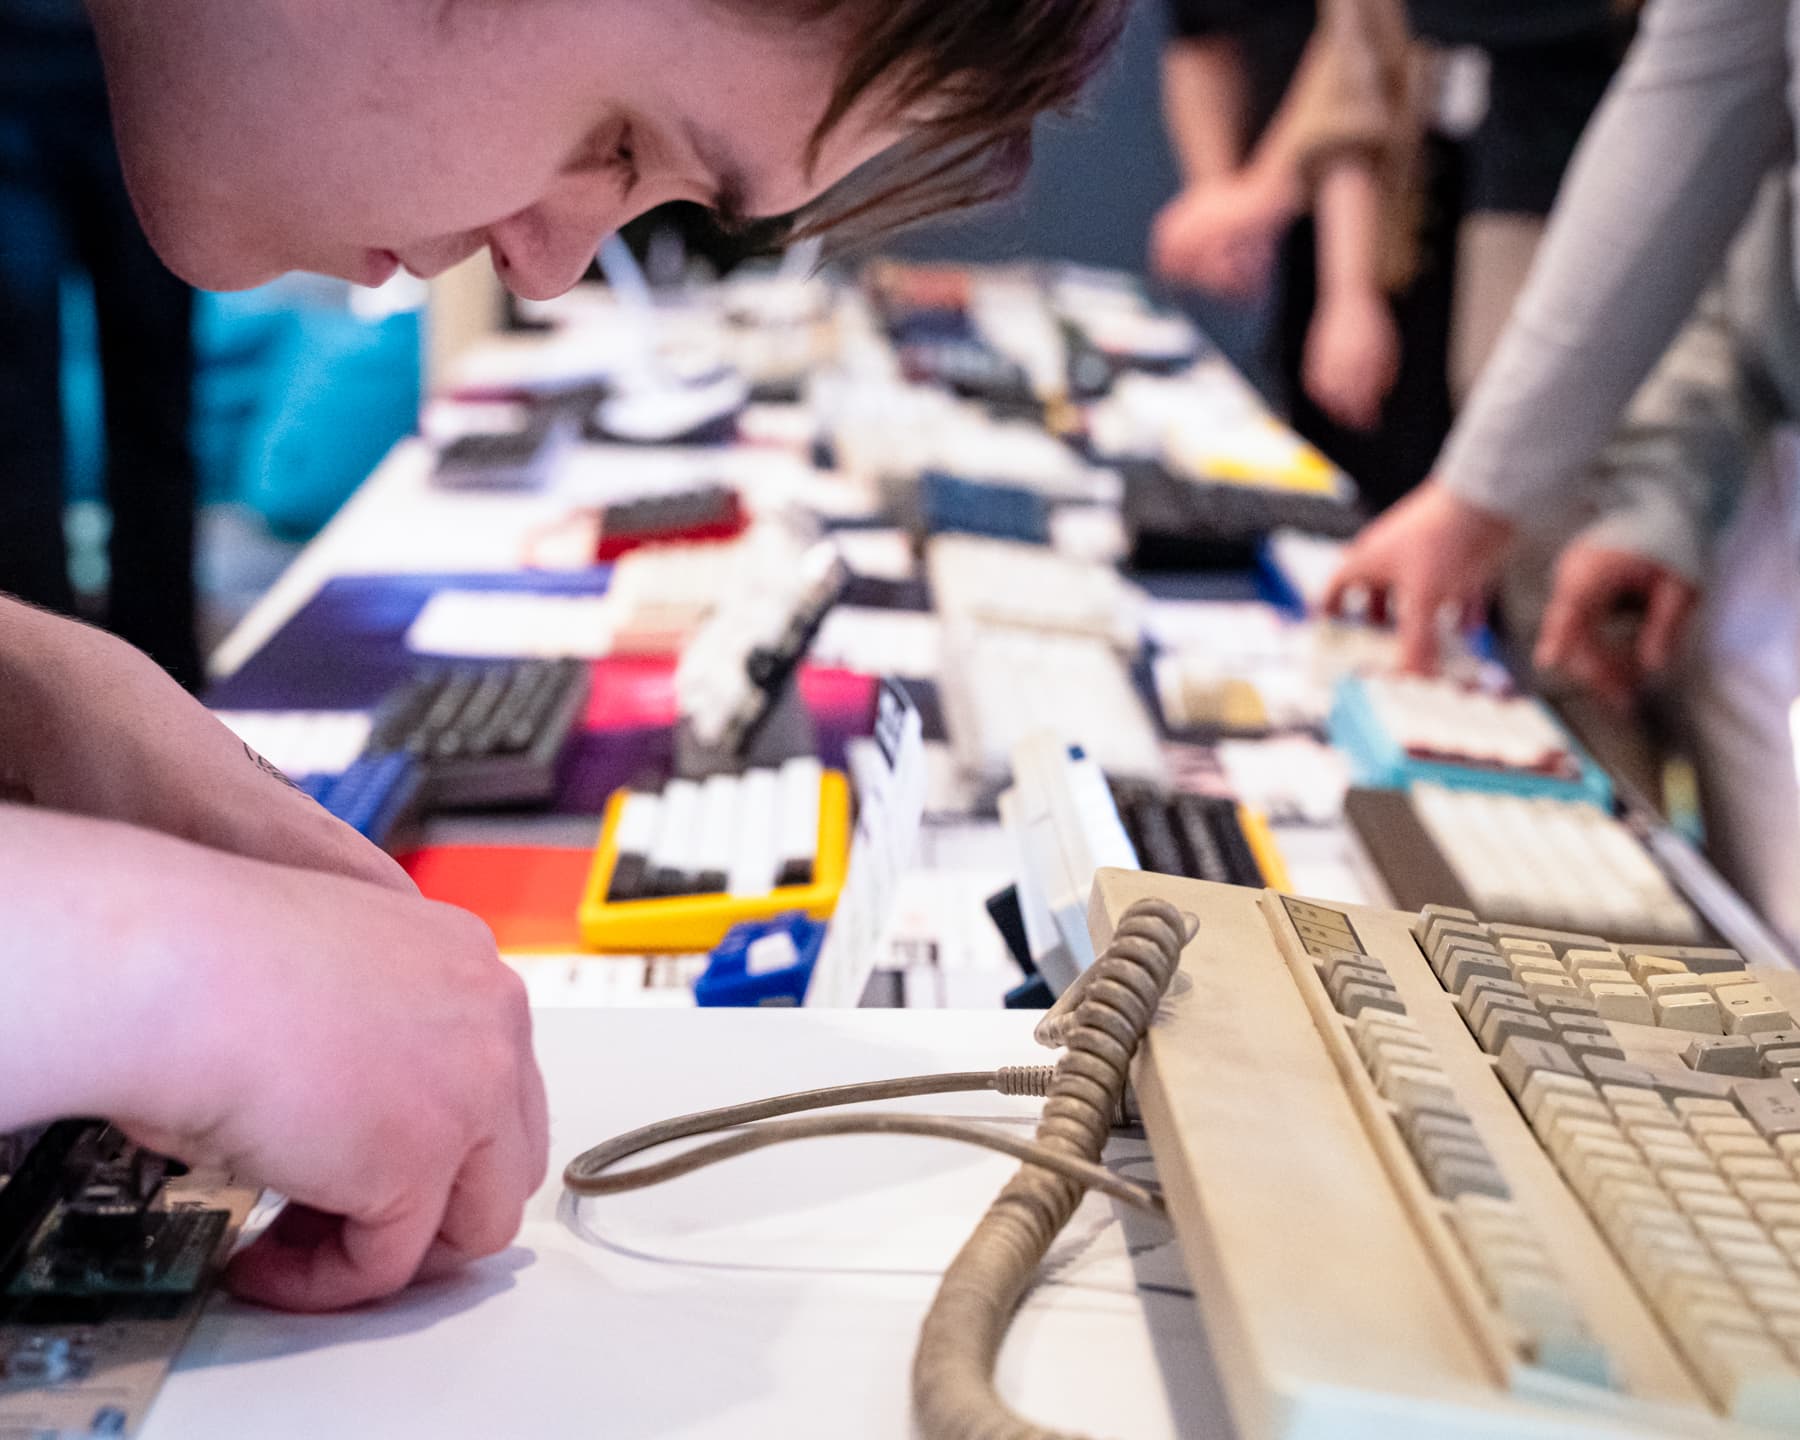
[0,598,409,893]
[1322,481,1517,673]
[1536,540,1699,710]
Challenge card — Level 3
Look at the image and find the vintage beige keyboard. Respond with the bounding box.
[1090,869,1800,1439]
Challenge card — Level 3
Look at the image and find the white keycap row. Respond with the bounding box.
[1516,1070,1800,1425]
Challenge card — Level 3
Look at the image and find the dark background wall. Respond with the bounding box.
[883,0,1269,377]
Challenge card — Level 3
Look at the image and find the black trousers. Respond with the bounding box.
[0,29,201,690]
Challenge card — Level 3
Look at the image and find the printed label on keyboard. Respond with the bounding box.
[1280,895,1365,959]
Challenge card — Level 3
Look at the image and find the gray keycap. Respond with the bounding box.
[1481,1010,1557,1055]
[1462,975,1530,1009]
[1468,992,1539,1036]
[1544,1010,1610,1038]
[1645,1067,1739,1102]
[1735,1079,1800,1138]
[1563,1033,1627,1064]
[1497,1037,1585,1099]
[1579,1056,1664,1092]
[1338,982,1405,1019]
[1405,1110,1481,1148]
[1430,1155,1511,1200]
[1324,959,1391,1004]
[1619,945,1747,976]
[1444,949,1513,994]
[1753,1030,1800,1054]
[1430,922,1498,972]
[1685,1036,1763,1077]
[1764,1048,1800,1077]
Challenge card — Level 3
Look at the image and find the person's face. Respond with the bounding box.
[86,0,901,298]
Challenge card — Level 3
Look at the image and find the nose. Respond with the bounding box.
[485,187,624,301]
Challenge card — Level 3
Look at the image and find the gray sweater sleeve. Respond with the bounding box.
[1575,276,1758,581]
[1435,0,1791,522]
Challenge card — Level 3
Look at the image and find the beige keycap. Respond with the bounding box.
[1665,1169,1735,1200]
[1519,1071,1600,1125]
[1692,1330,1800,1426]
[1690,1113,1760,1136]
[1498,937,1559,964]
[1725,1156,1796,1189]
[1716,984,1797,1036]
[1604,1082,1672,1115]
[1590,983,1654,1025]
[1739,1180,1800,1212]
[1642,1141,1716,1176]
[1575,964,1633,992]
[1647,971,1710,999]
[1531,1092,1612,1131]
[1656,991,1725,1033]
[1763,1203,1800,1232]
[1678,1097,1746,1122]
[1631,955,1696,984]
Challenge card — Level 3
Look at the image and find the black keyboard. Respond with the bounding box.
[365,659,590,808]
[1108,782,1268,888]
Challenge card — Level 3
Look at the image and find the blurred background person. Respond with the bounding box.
[1153,0,1632,513]
[0,0,202,690]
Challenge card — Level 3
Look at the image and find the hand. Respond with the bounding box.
[0,600,408,892]
[1322,481,1518,672]
[1536,541,1699,709]
[64,827,552,1313]
[1304,288,1401,431]
[1151,171,1292,301]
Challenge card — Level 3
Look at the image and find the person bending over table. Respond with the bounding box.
[0,0,1127,1313]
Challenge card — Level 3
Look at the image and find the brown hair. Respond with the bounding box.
[744,0,1132,246]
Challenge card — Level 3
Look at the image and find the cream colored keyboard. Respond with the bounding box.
[1090,869,1800,1439]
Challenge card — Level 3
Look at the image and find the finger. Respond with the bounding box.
[226,1184,448,1312]
[1535,589,1584,672]
[435,1134,533,1264]
[1637,576,1696,675]
[1396,588,1441,674]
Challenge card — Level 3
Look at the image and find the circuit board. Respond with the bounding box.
[0,1122,256,1438]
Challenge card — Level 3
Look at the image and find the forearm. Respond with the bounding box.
[1161,38,1248,185]
[1242,0,1409,221]
[1313,159,1384,302]
[1437,0,1788,521]
[0,805,231,1133]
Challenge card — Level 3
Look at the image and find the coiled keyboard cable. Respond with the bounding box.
[564,897,1192,1440]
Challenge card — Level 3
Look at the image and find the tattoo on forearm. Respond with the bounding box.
[244,742,300,790]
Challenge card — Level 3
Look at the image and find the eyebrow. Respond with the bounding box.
[681,119,762,235]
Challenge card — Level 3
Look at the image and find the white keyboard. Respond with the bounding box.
[938,621,1165,794]
[1415,785,1706,946]
[926,533,1142,647]
[1093,870,1800,1438]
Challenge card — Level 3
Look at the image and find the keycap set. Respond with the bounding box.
[1415,785,1706,945]
[1108,783,1267,889]
[1416,905,1800,1422]
[1363,676,1578,775]
[1285,898,1609,1385]
[605,757,824,903]
[363,658,589,808]
[599,523,814,654]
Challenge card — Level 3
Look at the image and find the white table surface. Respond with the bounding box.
[144,1009,1231,1440]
